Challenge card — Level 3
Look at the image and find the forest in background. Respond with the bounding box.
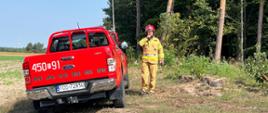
[103,0,268,84]
[103,0,268,60]
[0,42,45,53]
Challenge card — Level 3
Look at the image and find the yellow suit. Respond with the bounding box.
[138,36,164,92]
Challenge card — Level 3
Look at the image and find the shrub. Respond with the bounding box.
[167,55,245,80]
[180,55,210,78]
[126,46,139,63]
[244,52,268,83]
[164,49,177,66]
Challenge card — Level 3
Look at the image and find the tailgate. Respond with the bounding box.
[28,47,112,88]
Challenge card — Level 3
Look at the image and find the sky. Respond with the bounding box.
[0,0,108,48]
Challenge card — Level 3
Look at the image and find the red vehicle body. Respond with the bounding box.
[22,27,129,111]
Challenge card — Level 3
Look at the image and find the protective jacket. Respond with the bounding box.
[138,36,164,64]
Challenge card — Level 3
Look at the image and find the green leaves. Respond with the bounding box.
[158,0,219,57]
[103,0,268,60]
[158,13,198,57]
[166,55,245,80]
[245,52,268,83]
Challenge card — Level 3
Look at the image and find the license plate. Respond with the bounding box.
[56,82,86,93]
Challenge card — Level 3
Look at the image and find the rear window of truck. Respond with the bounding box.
[50,37,70,52]
[89,32,108,47]
[72,32,87,50]
[50,32,109,52]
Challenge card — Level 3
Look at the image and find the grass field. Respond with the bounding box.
[0,52,267,113]
[0,52,41,61]
[0,52,40,57]
[0,56,24,61]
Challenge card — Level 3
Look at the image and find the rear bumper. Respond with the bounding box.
[27,78,116,100]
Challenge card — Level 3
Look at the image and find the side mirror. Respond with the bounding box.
[120,41,128,49]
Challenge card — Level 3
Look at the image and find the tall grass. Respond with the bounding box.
[166,55,247,80]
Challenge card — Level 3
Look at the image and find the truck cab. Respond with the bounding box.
[22,27,129,112]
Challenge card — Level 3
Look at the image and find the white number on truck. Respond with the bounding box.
[32,60,60,72]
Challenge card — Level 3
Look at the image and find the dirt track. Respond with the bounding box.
[1,61,268,113]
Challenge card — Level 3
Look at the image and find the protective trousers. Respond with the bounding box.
[141,62,158,92]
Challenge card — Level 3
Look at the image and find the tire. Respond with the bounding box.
[33,100,48,113]
[33,100,41,110]
[113,70,126,108]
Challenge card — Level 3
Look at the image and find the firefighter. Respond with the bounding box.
[138,24,164,94]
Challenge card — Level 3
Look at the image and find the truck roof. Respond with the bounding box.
[53,26,107,34]
[51,26,108,37]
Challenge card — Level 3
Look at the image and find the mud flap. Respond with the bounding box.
[108,83,124,100]
[108,70,125,108]
[124,74,130,89]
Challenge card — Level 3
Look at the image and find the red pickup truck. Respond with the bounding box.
[22,27,129,112]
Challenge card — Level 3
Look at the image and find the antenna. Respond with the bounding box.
[76,22,80,29]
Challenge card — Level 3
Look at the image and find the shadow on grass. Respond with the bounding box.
[6,99,35,113]
[126,89,142,96]
[7,99,114,113]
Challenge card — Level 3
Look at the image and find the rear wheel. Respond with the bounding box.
[113,70,125,108]
[113,84,125,108]
[33,100,49,113]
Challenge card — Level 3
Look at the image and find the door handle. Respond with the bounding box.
[61,56,74,61]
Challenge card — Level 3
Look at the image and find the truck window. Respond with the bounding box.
[72,33,87,50]
[88,32,108,47]
[50,37,70,52]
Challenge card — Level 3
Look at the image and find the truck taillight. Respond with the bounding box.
[23,62,30,76]
[107,58,116,72]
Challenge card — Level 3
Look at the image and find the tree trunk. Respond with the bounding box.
[244,0,247,58]
[112,0,116,31]
[256,0,265,53]
[215,0,226,63]
[240,0,244,62]
[166,0,174,13]
[161,0,174,42]
[136,0,140,40]
[136,0,141,53]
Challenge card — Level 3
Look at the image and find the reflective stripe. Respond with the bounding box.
[142,56,158,63]
[143,54,157,57]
